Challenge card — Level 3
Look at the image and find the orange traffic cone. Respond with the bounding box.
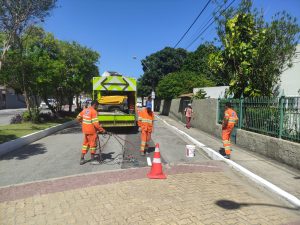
[147,143,166,179]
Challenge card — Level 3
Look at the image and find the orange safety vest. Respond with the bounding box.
[77,106,104,134]
[224,108,238,127]
[138,108,154,132]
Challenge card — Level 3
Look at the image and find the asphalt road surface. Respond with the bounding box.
[0,118,209,186]
[0,108,27,125]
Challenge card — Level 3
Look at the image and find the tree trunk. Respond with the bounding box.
[68,96,73,112]
[76,95,80,109]
[23,89,31,115]
[0,89,3,109]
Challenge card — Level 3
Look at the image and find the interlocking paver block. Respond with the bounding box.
[0,165,299,225]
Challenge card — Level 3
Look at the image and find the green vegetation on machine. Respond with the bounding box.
[92,73,137,127]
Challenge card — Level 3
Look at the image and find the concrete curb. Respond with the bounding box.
[156,115,300,208]
[0,120,77,157]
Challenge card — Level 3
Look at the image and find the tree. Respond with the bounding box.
[193,89,208,99]
[137,77,151,101]
[58,41,99,111]
[140,47,188,89]
[182,43,227,85]
[0,0,57,69]
[156,71,215,100]
[209,0,300,97]
[0,26,63,116]
[0,0,56,110]
[0,27,100,117]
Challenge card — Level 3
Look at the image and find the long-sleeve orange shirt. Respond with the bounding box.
[138,108,154,132]
[77,107,105,134]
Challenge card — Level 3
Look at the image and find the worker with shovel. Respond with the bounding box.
[77,100,107,165]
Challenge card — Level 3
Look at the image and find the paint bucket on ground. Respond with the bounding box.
[186,145,195,157]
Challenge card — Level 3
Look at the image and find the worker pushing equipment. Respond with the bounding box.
[138,102,154,156]
[77,100,107,165]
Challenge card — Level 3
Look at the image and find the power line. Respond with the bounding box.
[174,0,212,48]
[186,1,227,47]
[186,0,237,49]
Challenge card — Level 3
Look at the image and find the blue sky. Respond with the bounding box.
[44,0,300,79]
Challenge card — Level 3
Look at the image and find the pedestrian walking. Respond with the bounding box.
[138,101,154,156]
[222,102,238,159]
[184,103,193,129]
[76,100,107,165]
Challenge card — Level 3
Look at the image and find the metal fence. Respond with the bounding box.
[218,96,300,143]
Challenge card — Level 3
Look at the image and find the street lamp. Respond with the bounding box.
[133,56,155,112]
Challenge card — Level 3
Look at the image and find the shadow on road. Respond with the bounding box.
[215,199,299,211]
[0,134,18,144]
[106,127,139,135]
[0,143,46,161]
[54,125,82,135]
[54,125,139,135]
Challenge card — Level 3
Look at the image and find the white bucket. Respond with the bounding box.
[186,145,196,157]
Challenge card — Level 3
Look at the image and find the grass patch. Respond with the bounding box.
[0,120,73,144]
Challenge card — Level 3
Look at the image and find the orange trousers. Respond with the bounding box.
[140,129,151,153]
[222,126,234,155]
[82,133,98,154]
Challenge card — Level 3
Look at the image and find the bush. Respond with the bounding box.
[10,114,22,124]
[39,112,54,122]
[21,109,40,123]
[31,109,40,123]
[22,111,31,122]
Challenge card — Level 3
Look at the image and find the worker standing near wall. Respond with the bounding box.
[77,100,107,165]
[138,102,154,156]
[222,102,238,159]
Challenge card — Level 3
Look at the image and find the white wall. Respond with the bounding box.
[280,45,300,96]
[193,86,229,99]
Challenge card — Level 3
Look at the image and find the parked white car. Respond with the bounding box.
[40,99,56,108]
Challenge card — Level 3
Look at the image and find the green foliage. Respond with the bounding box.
[137,77,151,97]
[193,89,208,100]
[210,0,300,98]
[0,0,57,68]
[0,26,100,113]
[22,111,31,122]
[182,43,227,85]
[156,71,215,100]
[140,47,188,89]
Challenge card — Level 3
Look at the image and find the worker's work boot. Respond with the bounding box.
[224,154,231,159]
[80,158,86,165]
[140,151,145,156]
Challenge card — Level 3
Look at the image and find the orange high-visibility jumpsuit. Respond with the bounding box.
[77,107,105,155]
[222,108,238,156]
[138,108,154,153]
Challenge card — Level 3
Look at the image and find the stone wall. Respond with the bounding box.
[159,98,300,169]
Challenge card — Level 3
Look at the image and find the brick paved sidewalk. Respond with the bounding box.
[0,163,299,225]
[157,115,300,200]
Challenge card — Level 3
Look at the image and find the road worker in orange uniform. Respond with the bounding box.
[138,102,154,156]
[77,100,106,165]
[222,102,238,159]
